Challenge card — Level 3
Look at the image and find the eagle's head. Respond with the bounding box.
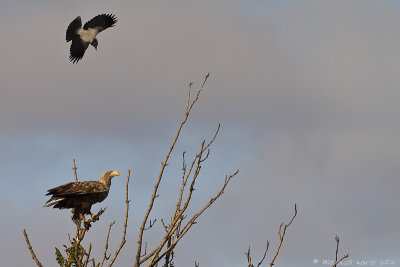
[91,39,98,50]
[99,170,120,186]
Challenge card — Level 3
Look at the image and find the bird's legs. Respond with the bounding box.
[72,208,107,230]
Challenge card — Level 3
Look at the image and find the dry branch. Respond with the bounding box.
[149,170,239,266]
[108,170,131,267]
[99,222,115,267]
[73,159,79,182]
[246,241,269,267]
[132,74,239,266]
[332,236,349,267]
[23,229,43,267]
[134,74,210,267]
[245,205,297,267]
[84,243,92,267]
[269,204,297,267]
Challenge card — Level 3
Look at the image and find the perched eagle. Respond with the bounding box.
[44,170,120,221]
[66,14,117,63]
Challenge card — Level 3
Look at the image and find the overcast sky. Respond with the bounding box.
[1,1,399,266]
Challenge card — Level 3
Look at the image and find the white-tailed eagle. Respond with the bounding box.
[44,170,120,221]
[66,14,117,63]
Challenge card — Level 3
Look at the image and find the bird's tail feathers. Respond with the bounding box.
[44,197,65,207]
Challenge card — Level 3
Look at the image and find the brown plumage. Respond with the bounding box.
[44,170,120,221]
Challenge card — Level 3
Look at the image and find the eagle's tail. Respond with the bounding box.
[44,197,65,207]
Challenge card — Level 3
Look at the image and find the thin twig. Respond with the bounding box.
[246,241,269,267]
[257,241,269,267]
[333,254,349,267]
[22,229,43,267]
[335,236,339,264]
[145,132,226,266]
[174,150,197,219]
[203,124,220,151]
[134,74,209,267]
[73,159,79,182]
[187,82,192,113]
[84,243,92,267]
[144,219,157,231]
[163,237,173,267]
[108,170,131,267]
[99,222,115,267]
[246,247,252,267]
[174,152,188,219]
[76,237,83,267]
[269,204,297,267]
[150,170,239,266]
[141,151,207,264]
[332,235,349,267]
[161,219,169,233]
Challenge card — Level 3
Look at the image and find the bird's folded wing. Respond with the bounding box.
[47,181,108,197]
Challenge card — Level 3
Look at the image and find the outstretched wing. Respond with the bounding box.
[46,181,109,197]
[66,16,82,42]
[69,37,89,63]
[83,14,117,33]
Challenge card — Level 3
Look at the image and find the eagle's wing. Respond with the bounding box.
[83,14,117,33]
[66,16,82,42]
[69,37,89,63]
[46,181,109,197]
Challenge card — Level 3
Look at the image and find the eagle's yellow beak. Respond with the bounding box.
[110,171,120,177]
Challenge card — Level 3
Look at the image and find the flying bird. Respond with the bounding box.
[66,14,117,63]
[44,170,120,221]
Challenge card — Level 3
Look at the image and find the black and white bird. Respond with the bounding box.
[66,14,117,63]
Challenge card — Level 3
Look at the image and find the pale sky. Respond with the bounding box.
[1,1,399,266]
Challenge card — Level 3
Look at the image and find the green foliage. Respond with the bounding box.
[55,247,65,266]
[55,238,86,267]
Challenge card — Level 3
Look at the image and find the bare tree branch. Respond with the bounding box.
[73,159,79,182]
[163,237,173,267]
[108,170,131,267]
[332,236,349,267]
[134,74,210,267]
[246,247,252,267]
[99,222,115,267]
[144,219,157,231]
[257,241,269,267]
[149,170,239,266]
[22,229,43,267]
[133,75,238,267]
[84,243,92,267]
[335,235,339,264]
[269,204,297,267]
[244,243,269,267]
[245,241,269,267]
